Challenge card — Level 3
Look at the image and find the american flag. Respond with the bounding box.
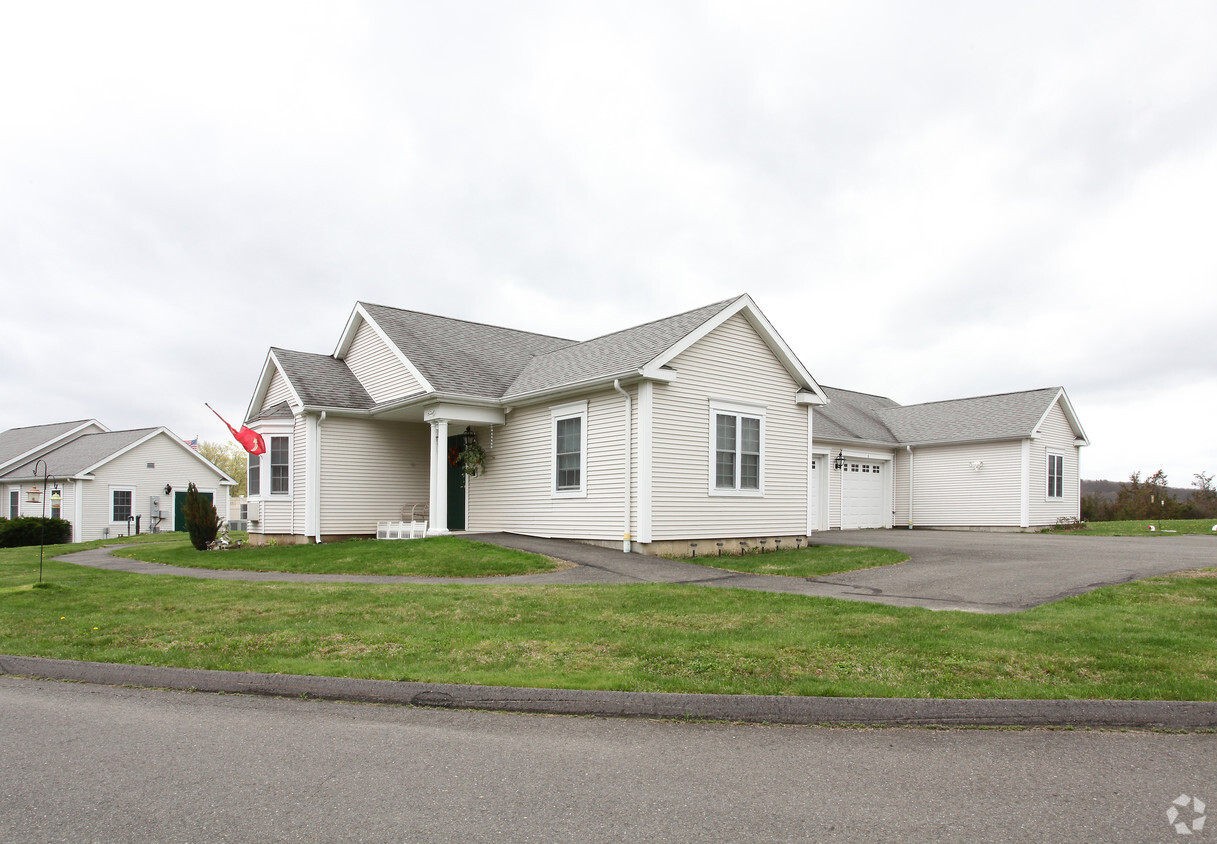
[185,437,199,451]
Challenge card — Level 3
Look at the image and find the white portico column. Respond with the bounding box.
[429,419,449,535]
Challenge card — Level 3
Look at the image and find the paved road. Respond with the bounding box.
[1,676,1213,843]
[59,531,1216,613]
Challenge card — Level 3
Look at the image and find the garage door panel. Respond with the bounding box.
[842,461,885,529]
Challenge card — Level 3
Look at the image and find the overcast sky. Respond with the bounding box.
[2,2,1215,486]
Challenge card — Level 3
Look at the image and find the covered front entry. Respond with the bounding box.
[841,460,886,529]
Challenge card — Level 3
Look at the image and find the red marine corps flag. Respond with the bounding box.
[205,403,267,455]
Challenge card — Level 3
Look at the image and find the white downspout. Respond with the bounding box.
[906,445,914,529]
[613,379,632,553]
[314,411,325,543]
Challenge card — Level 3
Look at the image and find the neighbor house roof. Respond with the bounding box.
[0,419,107,471]
[0,428,158,480]
[816,387,1087,447]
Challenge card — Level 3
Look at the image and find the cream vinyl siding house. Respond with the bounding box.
[0,422,235,542]
[242,294,828,552]
[241,293,1088,551]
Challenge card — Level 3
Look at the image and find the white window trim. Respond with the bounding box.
[110,486,136,525]
[551,400,588,499]
[268,434,293,497]
[1046,450,1065,500]
[708,399,766,497]
[8,487,19,520]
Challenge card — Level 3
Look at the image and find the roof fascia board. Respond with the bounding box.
[811,436,899,450]
[643,294,829,404]
[0,419,110,473]
[502,372,651,408]
[336,303,436,394]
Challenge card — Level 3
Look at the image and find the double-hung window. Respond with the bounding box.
[710,401,764,495]
[1046,452,1064,499]
[551,401,588,497]
[8,489,18,520]
[270,436,290,494]
[248,452,261,496]
[112,488,133,523]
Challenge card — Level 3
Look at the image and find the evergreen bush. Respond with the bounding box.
[183,482,220,551]
[0,517,73,548]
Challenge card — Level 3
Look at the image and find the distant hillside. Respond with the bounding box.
[1081,479,1197,503]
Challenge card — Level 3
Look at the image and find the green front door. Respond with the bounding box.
[447,435,466,531]
[174,490,214,533]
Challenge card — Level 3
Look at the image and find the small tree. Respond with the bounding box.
[1191,471,1217,519]
[183,482,220,551]
[198,441,248,497]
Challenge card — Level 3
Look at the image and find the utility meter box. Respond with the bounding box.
[150,495,161,518]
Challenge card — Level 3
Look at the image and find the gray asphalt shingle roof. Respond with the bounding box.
[359,302,574,399]
[503,298,737,398]
[881,388,1064,444]
[815,387,1066,446]
[0,420,97,468]
[816,387,902,443]
[271,348,375,410]
[0,428,158,480]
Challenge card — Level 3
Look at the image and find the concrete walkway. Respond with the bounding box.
[54,530,1217,614]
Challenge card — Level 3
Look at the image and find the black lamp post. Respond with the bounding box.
[30,459,51,583]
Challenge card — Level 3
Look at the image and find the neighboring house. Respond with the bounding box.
[0,420,236,542]
[241,294,1088,553]
[812,387,1089,530]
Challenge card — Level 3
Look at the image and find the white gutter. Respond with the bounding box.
[315,411,325,543]
[906,445,914,529]
[612,379,632,553]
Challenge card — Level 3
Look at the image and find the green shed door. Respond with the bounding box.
[174,490,214,533]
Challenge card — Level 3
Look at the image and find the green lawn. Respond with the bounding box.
[670,544,906,577]
[1049,518,1217,536]
[110,536,562,577]
[3,535,1216,700]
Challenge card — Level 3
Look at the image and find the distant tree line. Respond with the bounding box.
[1082,470,1217,521]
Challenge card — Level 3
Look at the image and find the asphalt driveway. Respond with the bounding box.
[805,529,1217,612]
[57,530,1216,614]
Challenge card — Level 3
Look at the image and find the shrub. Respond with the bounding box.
[183,482,220,551]
[0,517,73,548]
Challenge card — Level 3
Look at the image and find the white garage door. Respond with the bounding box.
[841,461,885,529]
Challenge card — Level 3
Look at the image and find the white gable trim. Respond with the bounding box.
[642,294,829,404]
[75,428,238,485]
[334,303,436,395]
[1032,388,1090,446]
[245,350,306,423]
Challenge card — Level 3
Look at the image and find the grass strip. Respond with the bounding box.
[110,536,561,577]
[3,539,1216,700]
[1048,518,1217,536]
